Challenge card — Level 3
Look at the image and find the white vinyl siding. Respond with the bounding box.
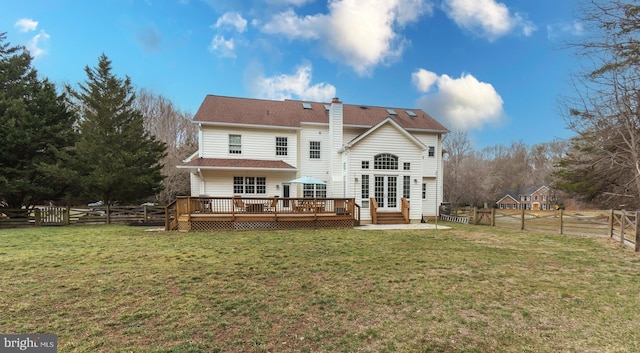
[299,127,330,187]
[412,132,440,177]
[347,123,424,220]
[200,127,297,167]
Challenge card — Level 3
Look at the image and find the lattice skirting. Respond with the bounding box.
[179,219,354,232]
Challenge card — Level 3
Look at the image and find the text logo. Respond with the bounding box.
[1,335,57,352]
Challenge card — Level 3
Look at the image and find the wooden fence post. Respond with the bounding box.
[635,211,639,253]
[473,207,477,225]
[559,209,564,235]
[34,208,41,227]
[143,205,148,223]
[65,206,70,225]
[106,204,111,225]
[609,209,614,238]
[491,208,495,227]
[620,209,626,244]
[520,208,525,231]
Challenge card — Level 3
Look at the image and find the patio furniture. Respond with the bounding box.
[233,197,246,213]
[265,197,278,212]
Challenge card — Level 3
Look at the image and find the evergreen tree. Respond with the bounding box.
[68,54,167,205]
[554,0,640,208]
[0,33,77,208]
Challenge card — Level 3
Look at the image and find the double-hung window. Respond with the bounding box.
[303,183,326,198]
[229,134,242,154]
[276,137,288,156]
[233,176,266,194]
[310,141,321,159]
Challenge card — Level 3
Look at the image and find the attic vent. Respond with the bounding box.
[406,110,417,117]
[324,104,330,111]
[302,103,312,109]
[386,109,397,115]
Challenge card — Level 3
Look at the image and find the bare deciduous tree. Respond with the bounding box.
[135,89,197,204]
[555,0,640,208]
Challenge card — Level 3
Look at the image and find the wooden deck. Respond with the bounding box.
[166,196,360,231]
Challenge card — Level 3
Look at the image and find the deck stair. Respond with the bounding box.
[375,212,408,225]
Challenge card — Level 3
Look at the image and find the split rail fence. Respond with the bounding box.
[448,208,639,253]
[0,206,166,228]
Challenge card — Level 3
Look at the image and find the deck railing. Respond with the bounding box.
[401,197,410,223]
[166,196,360,230]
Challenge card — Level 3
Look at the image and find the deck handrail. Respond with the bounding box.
[401,197,410,223]
[172,196,359,221]
[370,197,378,224]
[165,199,178,231]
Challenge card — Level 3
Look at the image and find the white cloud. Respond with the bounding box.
[26,30,50,58]
[261,0,434,76]
[547,21,584,41]
[442,0,536,41]
[412,68,439,93]
[251,64,336,101]
[14,18,38,32]
[261,8,324,40]
[208,34,236,58]
[213,12,248,33]
[413,69,505,130]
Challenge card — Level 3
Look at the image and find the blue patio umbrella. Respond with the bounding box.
[288,176,326,184]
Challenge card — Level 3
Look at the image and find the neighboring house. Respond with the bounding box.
[178,95,449,223]
[496,185,557,211]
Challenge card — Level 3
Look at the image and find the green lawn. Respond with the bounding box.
[1,224,640,352]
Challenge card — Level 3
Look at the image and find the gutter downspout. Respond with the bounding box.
[197,168,205,196]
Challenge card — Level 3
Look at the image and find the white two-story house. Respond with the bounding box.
[178,95,448,223]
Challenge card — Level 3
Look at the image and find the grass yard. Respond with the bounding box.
[2,224,640,352]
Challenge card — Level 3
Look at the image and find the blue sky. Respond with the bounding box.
[2,0,584,149]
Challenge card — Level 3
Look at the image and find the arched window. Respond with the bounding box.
[374,153,398,170]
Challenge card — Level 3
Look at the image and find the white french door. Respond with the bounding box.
[374,175,398,210]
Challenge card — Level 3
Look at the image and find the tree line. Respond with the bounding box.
[0,33,196,209]
[446,0,640,211]
[3,0,640,211]
[442,130,569,209]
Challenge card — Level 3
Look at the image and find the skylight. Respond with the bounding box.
[302,103,312,109]
[406,110,417,117]
[386,109,397,115]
